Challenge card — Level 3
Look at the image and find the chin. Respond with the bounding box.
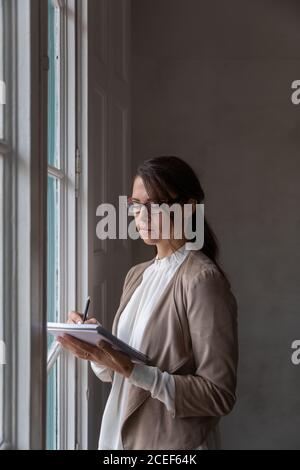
[139,233,160,245]
[142,238,159,245]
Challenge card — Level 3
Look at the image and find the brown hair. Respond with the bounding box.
[135,155,229,281]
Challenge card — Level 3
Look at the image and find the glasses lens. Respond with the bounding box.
[127,201,141,215]
[149,203,161,214]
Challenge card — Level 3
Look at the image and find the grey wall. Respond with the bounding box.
[131,0,300,449]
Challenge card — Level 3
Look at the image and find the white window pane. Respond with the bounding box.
[48,0,61,169]
[47,0,64,450]
[46,360,59,449]
[47,175,61,350]
[47,172,61,450]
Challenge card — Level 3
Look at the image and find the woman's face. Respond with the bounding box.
[131,176,171,245]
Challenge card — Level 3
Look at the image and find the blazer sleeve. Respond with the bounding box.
[172,268,239,418]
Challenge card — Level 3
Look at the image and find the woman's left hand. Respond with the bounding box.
[57,334,135,378]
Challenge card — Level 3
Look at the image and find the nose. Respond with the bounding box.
[136,206,151,229]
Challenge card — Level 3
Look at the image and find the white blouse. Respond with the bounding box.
[91,242,221,450]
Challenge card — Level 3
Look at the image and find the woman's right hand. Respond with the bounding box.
[63,311,130,373]
[67,310,100,325]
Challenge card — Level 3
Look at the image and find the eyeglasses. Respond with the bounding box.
[127,196,183,216]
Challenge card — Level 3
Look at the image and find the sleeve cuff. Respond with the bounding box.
[127,363,176,417]
[90,361,113,382]
[127,362,157,390]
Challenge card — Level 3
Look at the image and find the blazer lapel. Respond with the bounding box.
[111,258,155,337]
[110,259,156,432]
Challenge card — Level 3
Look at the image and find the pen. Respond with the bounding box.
[82,296,91,323]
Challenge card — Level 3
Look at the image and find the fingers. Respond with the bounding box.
[96,341,119,365]
[93,341,134,375]
[57,336,96,361]
[67,311,100,325]
[60,334,95,354]
[98,341,121,359]
[57,333,110,365]
[57,336,82,357]
[97,340,110,349]
[85,318,100,325]
[97,341,129,364]
[67,311,84,324]
[58,334,132,374]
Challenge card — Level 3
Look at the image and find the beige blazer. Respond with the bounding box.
[111,249,239,450]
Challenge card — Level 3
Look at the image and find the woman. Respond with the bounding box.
[58,156,238,450]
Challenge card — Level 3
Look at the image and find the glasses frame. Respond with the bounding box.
[127,196,184,216]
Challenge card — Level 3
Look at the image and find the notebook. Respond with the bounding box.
[47,322,150,364]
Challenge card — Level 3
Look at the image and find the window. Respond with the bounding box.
[0,0,82,449]
[46,0,77,450]
[46,0,63,449]
[0,0,10,448]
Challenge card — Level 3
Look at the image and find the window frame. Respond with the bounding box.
[76,0,89,450]
[46,0,78,450]
[0,0,86,450]
[0,0,15,450]
[8,0,49,450]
